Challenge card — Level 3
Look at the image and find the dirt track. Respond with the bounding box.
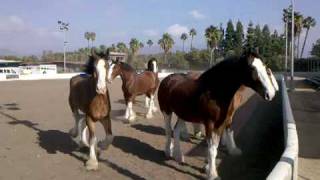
[0,79,283,180]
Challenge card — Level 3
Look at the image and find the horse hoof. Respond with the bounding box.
[173,153,184,163]
[229,147,242,156]
[69,128,77,137]
[86,159,98,171]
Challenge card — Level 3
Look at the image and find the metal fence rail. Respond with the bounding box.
[267,76,299,180]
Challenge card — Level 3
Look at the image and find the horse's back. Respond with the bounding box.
[134,71,159,94]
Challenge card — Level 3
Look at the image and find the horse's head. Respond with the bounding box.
[107,60,121,83]
[87,48,108,94]
[147,58,158,73]
[240,52,279,101]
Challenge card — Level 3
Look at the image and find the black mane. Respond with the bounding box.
[120,62,136,72]
[84,55,95,75]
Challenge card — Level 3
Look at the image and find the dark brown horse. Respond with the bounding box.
[107,60,159,122]
[158,52,279,180]
[69,49,112,170]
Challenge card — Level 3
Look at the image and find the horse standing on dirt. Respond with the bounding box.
[145,58,159,108]
[158,52,279,180]
[107,59,159,122]
[69,49,113,170]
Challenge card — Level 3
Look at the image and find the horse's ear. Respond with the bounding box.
[91,48,99,59]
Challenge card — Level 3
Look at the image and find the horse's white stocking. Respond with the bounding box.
[206,133,220,180]
[146,96,154,119]
[145,96,150,108]
[163,113,173,158]
[150,95,158,112]
[81,125,89,147]
[173,118,185,163]
[222,128,242,155]
[128,101,136,121]
[86,135,98,170]
[124,105,130,119]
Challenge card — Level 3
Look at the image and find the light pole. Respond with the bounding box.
[291,0,295,81]
[285,12,288,74]
[58,20,69,73]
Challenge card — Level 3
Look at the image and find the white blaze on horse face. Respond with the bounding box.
[152,61,158,73]
[268,69,279,91]
[107,63,115,83]
[96,59,107,94]
[252,58,276,101]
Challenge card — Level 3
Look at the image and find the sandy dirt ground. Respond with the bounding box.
[0,79,283,180]
[289,80,320,180]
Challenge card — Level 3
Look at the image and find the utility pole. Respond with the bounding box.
[58,20,69,73]
[285,13,288,74]
[291,0,295,81]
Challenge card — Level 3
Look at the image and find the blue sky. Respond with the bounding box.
[0,0,319,56]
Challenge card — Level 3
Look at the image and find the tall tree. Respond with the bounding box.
[294,13,304,58]
[301,16,316,58]
[139,42,144,49]
[234,20,244,55]
[129,38,141,64]
[84,32,91,49]
[147,39,153,48]
[224,20,235,54]
[117,42,128,52]
[205,25,222,65]
[180,33,188,52]
[90,32,96,47]
[244,21,255,52]
[254,25,263,54]
[262,24,272,57]
[189,28,197,50]
[158,33,174,65]
[311,39,320,58]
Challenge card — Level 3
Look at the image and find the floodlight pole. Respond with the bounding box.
[58,20,69,73]
[290,0,295,81]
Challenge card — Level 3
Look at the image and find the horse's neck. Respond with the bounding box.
[120,69,135,85]
[198,65,242,104]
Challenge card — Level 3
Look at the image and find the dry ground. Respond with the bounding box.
[0,79,283,180]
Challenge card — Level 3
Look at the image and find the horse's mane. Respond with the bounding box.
[84,55,95,75]
[147,58,157,72]
[120,62,136,72]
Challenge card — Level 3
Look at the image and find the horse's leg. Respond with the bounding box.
[128,97,136,122]
[69,109,80,137]
[163,112,173,158]
[173,118,185,163]
[180,120,190,141]
[85,116,98,170]
[193,123,203,138]
[98,116,113,150]
[145,96,150,108]
[222,127,241,155]
[146,94,153,119]
[205,121,220,180]
[150,94,158,112]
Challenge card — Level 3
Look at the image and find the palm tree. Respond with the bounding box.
[90,32,96,47]
[189,28,197,50]
[139,42,144,49]
[147,40,153,48]
[295,13,304,58]
[158,33,174,66]
[205,25,222,65]
[84,32,90,49]
[300,16,316,58]
[129,38,140,64]
[180,33,188,52]
[117,42,128,52]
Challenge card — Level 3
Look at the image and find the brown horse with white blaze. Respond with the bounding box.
[69,49,113,170]
[107,60,159,122]
[158,52,279,180]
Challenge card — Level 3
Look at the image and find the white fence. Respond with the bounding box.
[267,76,299,180]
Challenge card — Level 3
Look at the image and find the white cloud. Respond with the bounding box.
[189,10,205,20]
[0,15,62,54]
[144,29,158,36]
[167,24,189,37]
